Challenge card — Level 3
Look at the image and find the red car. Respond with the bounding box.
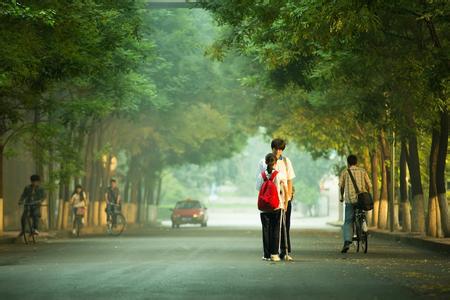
[171,199,208,228]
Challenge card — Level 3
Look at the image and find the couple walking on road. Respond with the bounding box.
[256,138,295,262]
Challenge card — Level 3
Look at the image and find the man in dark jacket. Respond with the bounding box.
[105,179,121,226]
[19,174,46,235]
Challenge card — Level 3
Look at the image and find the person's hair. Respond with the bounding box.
[30,174,40,182]
[110,179,116,183]
[72,184,85,201]
[271,138,286,151]
[347,155,358,166]
[265,153,277,174]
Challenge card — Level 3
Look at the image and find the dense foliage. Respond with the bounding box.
[203,0,449,236]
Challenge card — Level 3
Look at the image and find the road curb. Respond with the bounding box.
[326,221,450,255]
[0,224,156,244]
[369,229,450,255]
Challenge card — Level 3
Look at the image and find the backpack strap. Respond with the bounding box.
[269,170,278,181]
[261,170,278,182]
[347,168,361,194]
[261,171,268,181]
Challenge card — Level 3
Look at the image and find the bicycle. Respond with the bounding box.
[19,201,44,244]
[106,203,126,236]
[352,207,368,253]
[73,207,86,238]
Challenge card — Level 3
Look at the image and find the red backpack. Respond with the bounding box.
[257,171,280,211]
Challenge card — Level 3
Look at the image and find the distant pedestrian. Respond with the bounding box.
[257,153,288,262]
[18,175,46,235]
[339,154,372,253]
[105,179,121,226]
[258,138,296,260]
[70,184,87,235]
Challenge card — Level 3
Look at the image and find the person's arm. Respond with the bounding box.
[285,158,296,200]
[82,192,87,207]
[19,187,26,205]
[117,192,121,205]
[69,194,75,206]
[287,180,293,201]
[105,191,109,204]
[339,172,345,202]
[256,173,263,191]
[282,182,289,210]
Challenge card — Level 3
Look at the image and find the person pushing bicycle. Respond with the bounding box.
[18,175,46,235]
[339,155,372,253]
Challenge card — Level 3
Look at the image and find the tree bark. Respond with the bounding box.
[378,140,389,230]
[436,110,449,236]
[400,141,411,232]
[124,176,130,203]
[156,174,163,206]
[406,130,426,233]
[0,143,4,199]
[370,149,380,228]
[427,128,442,237]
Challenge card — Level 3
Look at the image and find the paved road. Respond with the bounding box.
[0,227,449,299]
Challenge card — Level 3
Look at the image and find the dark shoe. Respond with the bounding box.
[341,241,351,253]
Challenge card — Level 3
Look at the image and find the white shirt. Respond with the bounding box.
[258,156,295,181]
[70,192,87,208]
[256,170,285,210]
[258,156,295,200]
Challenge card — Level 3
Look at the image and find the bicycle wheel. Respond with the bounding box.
[109,213,126,236]
[355,220,362,253]
[22,220,29,244]
[28,218,36,244]
[75,217,81,238]
[361,231,368,253]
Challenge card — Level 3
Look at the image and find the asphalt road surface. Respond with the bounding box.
[0,227,449,300]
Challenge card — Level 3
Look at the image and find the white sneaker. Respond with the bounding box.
[270,255,281,262]
[261,257,270,261]
[284,254,294,261]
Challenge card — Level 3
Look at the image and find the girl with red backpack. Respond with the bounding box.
[256,153,288,262]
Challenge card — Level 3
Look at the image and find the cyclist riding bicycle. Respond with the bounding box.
[70,184,87,235]
[18,175,46,235]
[105,179,121,227]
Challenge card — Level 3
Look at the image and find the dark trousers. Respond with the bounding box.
[260,211,281,258]
[280,201,292,255]
[21,206,40,232]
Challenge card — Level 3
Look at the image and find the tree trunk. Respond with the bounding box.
[406,130,426,233]
[124,176,130,203]
[400,141,411,232]
[136,178,143,223]
[369,149,380,227]
[381,132,397,231]
[156,174,163,206]
[436,110,449,236]
[378,135,389,230]
[427,128,442,237]
[0,143,4,199]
